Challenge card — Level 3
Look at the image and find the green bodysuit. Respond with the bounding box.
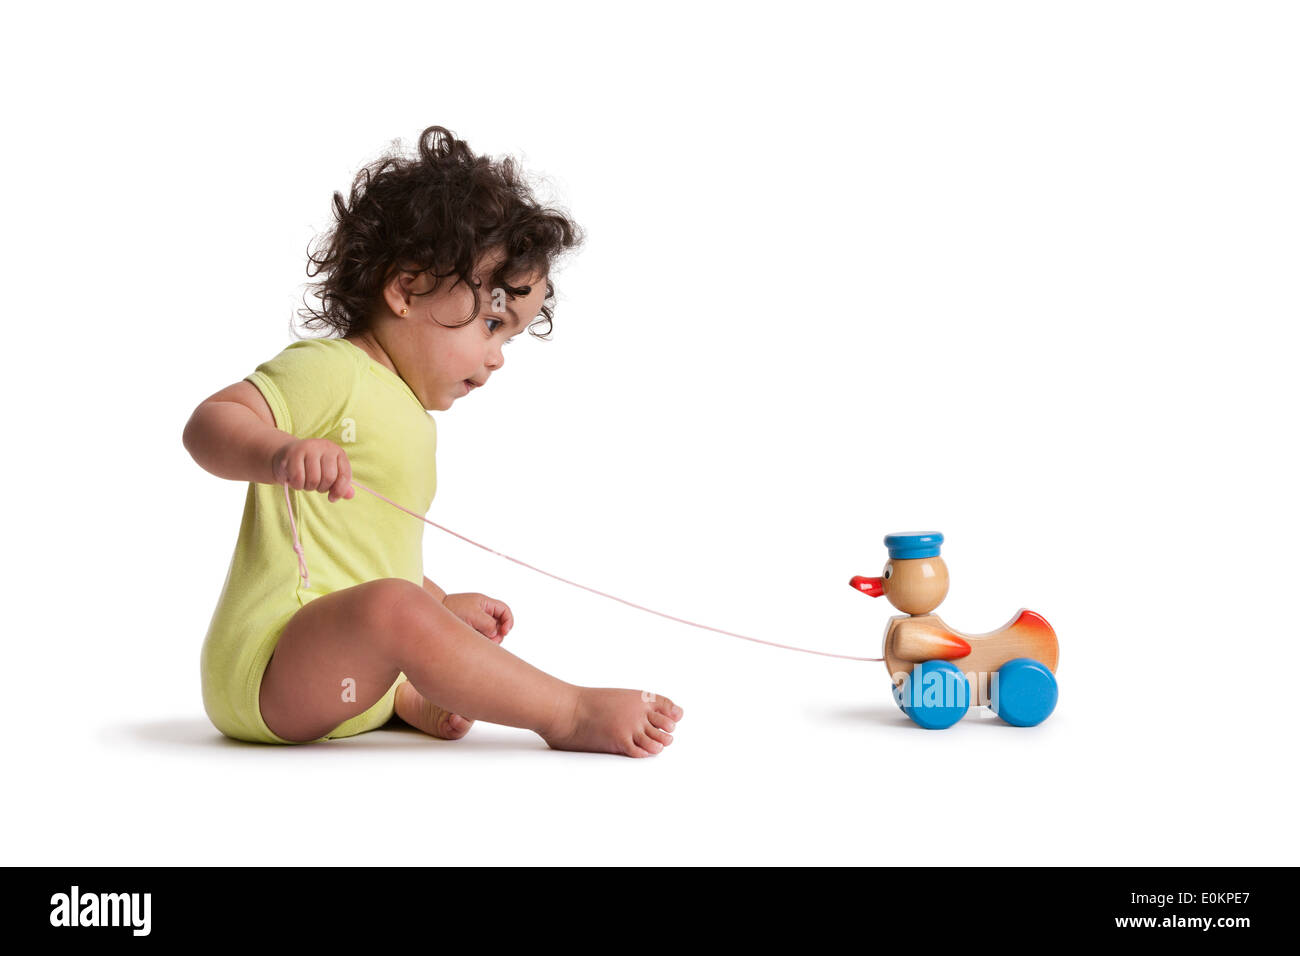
[200,336,437,743]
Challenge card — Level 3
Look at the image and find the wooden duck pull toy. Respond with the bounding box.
[850,532,1059,729]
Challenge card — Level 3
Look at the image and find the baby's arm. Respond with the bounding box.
[184,380,353,501]
[183,380,286,484]
[188,383,458,591]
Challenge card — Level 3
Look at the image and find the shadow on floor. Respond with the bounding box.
[109,716,553,752]
[810,702,1046,731]
[813,703,917,727]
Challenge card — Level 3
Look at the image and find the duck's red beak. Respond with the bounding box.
[850,575,884,597]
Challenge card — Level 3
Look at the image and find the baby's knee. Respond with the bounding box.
[341,578,419,645]
[361,577,424,608]
[366,578,456,653]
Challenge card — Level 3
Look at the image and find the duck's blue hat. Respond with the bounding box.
[884,532,944,560]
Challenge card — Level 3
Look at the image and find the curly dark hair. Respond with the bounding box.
[297,126,583,339]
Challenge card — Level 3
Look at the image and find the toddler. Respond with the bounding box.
[184,126,682,757]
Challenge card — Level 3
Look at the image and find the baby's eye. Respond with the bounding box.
[484,317,504,334]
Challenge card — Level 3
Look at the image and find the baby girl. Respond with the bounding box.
[184,126,682,757]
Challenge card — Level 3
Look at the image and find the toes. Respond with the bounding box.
[396,682,474,741]
[648,711,676,733]
[427,703,471,740]
[654,696,684,720]
[633,731,665,755]
[644,724,673,747]
[442,713,472,739]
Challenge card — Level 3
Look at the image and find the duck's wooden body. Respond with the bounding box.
[883,610,1058,707]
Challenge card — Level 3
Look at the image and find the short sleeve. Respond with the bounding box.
[244,338,359,438]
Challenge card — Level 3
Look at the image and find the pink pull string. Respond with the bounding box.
[280,479,883,663]
[283,483,309,588]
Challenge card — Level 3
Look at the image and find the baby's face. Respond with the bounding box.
[377,249,549,411]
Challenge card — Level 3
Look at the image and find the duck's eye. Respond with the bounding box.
[883,565,893,580]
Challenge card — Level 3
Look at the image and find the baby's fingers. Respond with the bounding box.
[318,448,354,496]
[318,454,339,494]
[328,474,354,502]
[285,456,310,490]
[327,449,353,502]
[301,452,323,493]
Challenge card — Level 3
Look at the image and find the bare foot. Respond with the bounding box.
[394,679,473,740]
[542,688,684,757]
[393,621,510,740]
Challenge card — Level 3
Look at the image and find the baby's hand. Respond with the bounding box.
[271,438,355,503]
[442,592,513,643]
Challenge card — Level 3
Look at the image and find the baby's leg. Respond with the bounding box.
[393,618,511,740]
[258,578,683,756]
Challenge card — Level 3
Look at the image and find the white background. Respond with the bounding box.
[3,0,1296,865]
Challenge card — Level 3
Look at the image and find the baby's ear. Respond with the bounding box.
[401,268,439,295]
[381,266,431,314]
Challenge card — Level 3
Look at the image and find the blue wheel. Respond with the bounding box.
[896,660,970,730]
[990,658,1058,727]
